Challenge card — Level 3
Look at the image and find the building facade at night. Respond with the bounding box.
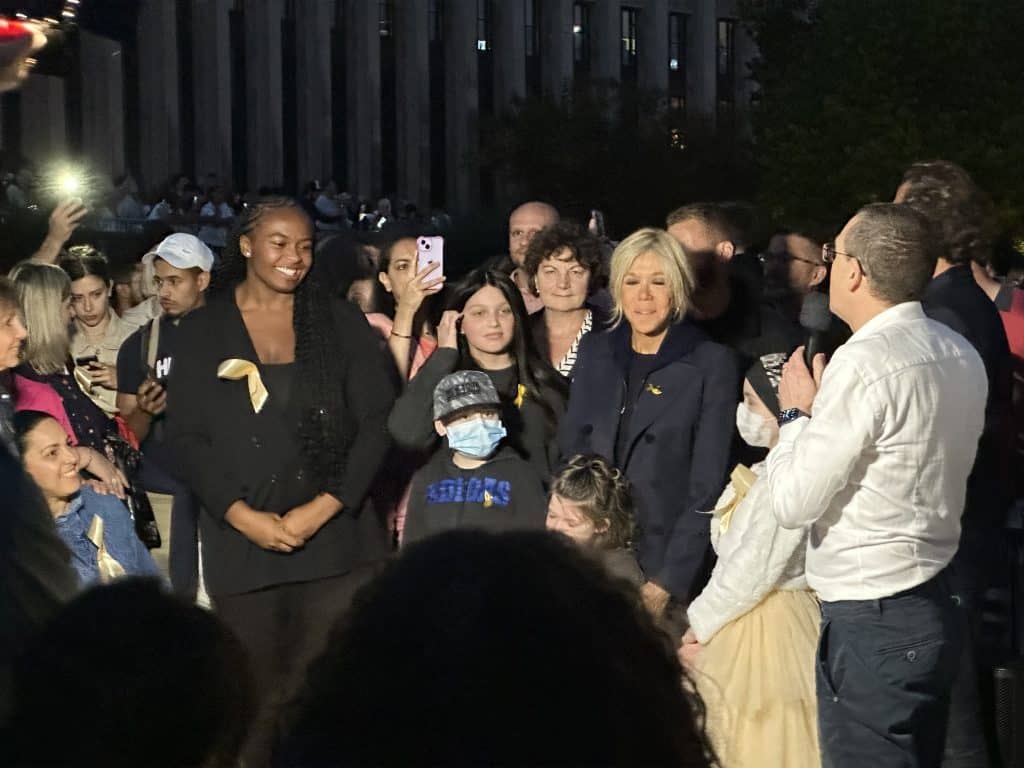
[0,0,757,214]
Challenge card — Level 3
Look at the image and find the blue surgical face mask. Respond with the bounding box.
[445,416,507,458]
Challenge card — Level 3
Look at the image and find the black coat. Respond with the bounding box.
[923,264,1014,528]
[558,320,739,602]
[165,292,397,596]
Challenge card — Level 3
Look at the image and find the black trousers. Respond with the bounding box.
[135,453,200,599]
[213,564,380,768]
[817,568,965,768]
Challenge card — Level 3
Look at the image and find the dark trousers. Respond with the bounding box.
[817,569,965,768]
[941,544,993,768]
[135,453,200,599]
[213,565,380,768]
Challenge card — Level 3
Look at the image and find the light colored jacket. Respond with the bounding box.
[687,461,809,644]
[70,309,138,415]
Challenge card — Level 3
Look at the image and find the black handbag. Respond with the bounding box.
[105,434,162,550]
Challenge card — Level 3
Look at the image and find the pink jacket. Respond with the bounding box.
[13,374,78,444]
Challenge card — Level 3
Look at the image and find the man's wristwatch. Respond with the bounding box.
[777,408,810,426]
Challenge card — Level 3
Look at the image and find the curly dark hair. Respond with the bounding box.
[551,454,638,550]
[280,530,720,767]
[445,268,567,432]
[898,160,996,267]
[521,221,607,296]
[210,197,348,498]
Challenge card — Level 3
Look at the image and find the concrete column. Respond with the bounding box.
[639,0,669,94]
[137,0,180,194]
[295,0,333,186]
[78,30,124,179]
[344,0,381,199]
[395,0,431,208]
[444,0,479,214]
[19,75,66,164]
[192,0,233,184]
[687,0,717,131]
[541,0,574,96]
[590,0,621,83]
[244,0,284,190]
[734,17,757,138]
[492,0,526,110]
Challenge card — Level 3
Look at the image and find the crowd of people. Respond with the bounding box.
[1,158,1023,768]
[0,158,446,255]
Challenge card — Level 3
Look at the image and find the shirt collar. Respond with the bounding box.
[848,301,925,342]
[53,491,86,529]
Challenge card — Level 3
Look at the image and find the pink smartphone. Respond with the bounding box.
[416,236,444,277]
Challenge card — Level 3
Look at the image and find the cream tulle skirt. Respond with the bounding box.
[693,589,822,768]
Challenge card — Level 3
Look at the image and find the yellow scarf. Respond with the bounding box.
[87,516,127,583]
[217,358,269,413]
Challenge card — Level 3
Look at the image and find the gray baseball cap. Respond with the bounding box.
[433,370,501,422]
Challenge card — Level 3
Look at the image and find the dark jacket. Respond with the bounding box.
[404,446,547,545]
[558,320,739,602]
[923,264,1013,529]
[387,348,565,481]
[165,292,397,596]
[529,304,611,378]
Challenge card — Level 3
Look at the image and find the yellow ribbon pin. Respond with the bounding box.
[483,490,494,508]
[87,516,127,583]
[713,464,758,535]
[645,383,663,396]
[514,384,527,408]
[218,358,269,413]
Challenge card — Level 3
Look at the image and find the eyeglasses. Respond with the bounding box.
[759,250,823,268]
[822,242,853,264]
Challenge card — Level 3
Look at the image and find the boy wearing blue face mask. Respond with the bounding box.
[403,371,548,546]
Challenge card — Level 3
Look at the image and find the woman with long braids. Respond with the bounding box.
[388,268,567,487]
[165,197,397,765]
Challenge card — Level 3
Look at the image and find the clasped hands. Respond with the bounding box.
[226,495,341,554]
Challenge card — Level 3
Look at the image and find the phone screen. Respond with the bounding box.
[416,236,444,278]
[74,355,99,367]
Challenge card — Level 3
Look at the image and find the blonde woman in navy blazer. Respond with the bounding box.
[559,227,738,614]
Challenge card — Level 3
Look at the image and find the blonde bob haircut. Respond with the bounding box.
[8,261,72,375]
[609,227,696,326]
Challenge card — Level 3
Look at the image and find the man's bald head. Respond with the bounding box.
[509,201,560,266]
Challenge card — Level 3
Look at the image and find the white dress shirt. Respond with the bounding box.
[687,461,809,644]
[767,302,986,602]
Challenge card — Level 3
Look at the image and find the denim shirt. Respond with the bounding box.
[52,486,162,588]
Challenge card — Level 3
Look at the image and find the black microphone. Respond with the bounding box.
[799,292,832,369]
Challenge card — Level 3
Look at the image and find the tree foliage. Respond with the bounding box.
[745,0,1024,235]
[480,82,755,238]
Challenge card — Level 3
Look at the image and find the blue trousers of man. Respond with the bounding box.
[817,568,965,768]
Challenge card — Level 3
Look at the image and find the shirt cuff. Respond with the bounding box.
[686,599,715,645]
[778,415,810,442]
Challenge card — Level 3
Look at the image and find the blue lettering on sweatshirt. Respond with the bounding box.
[426,477,512,507]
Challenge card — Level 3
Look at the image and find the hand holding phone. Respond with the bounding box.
[416,236,444,282]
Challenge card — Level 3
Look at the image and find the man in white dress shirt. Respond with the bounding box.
[767,203,987,768]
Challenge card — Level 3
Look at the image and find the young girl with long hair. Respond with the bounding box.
[388,268,567,482]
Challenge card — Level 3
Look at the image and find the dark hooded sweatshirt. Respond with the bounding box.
[403,446,547,545]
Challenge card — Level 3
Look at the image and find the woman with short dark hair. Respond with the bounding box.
[522,222,608,378]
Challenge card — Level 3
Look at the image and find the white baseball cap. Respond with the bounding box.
[143,233,215,272]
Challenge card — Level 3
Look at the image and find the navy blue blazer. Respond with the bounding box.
[558,319,739,601]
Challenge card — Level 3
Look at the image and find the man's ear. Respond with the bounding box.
[715,240,736,262]
[197,271,212,292]
[434,419,447,437]
[809,265,828,289]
